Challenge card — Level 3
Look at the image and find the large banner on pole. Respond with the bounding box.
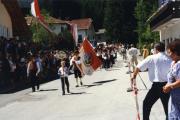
[79,37,102,75]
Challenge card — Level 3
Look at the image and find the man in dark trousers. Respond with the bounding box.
[58,60,70,95]
[0,51,10,90]
[27,55,39,92]
[131,42,172,120]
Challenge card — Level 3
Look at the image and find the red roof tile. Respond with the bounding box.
[25,16,68,25]
[69,18,92,30]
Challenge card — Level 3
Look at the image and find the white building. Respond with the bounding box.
[0,0,13,38]
[95,29,107,43]
[0,0,31,40]
[70,18,96,45]
[25,16,69,35]
[149,0,180,46]
[25,17,96,46]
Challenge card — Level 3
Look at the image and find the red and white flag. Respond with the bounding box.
[79,38,102,75]
[70,23,78,46]
[31,0,54,33]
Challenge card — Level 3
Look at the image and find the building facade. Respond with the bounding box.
[149,0,180,46]
[0,0,13,38]
[0,0,31,40]
[70,18,96,45]
[95,29,107,43]
[25,16,69,35]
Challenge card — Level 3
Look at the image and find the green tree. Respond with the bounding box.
[104,0,124,43]
[56,30,75,50]
[134,0,159,47]
[41,0,53,16]
[31,23,52,45]
[80,0,106,31]
[121,1,137,44]
[30,9,55,47]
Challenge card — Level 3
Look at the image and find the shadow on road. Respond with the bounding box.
[84,79,117,88]
[67,92,87,95]
[83,84,102,88]
[38,89,59,92]
[126,88,149,93]
[0,79,57,94]
[105,68,121,71]
[0,85,32,94]
[94,79,117,84]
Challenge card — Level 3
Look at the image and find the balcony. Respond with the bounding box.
[148,1,180,31]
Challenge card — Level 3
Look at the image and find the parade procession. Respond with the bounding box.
[0,0,180,120]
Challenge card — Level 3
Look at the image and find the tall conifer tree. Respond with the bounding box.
[104,0,124,43]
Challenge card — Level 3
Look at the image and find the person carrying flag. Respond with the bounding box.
[71,50,84,87]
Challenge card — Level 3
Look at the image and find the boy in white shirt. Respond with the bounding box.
[58,60,70,95]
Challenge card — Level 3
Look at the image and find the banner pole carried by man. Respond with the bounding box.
[79,37,102,75]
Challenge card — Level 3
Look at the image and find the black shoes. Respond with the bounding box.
[67,89,70,93]
[80,82,83,86]
[75,82,83,87]
[127,87,133,92]
[37,86,40,90]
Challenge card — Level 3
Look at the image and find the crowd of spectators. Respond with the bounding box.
[0,36,120,92]
[95,44,119,69]
[0,36,72,92]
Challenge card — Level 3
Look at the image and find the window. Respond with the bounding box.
[61,26,64,32]
[78,35,82,43]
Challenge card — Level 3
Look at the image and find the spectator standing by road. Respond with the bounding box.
[35,54,43,89]
[121,45,127,61]
[7,55,16,88]
[150,43,155,55]
[0,51,10,90]
[163,40,180,120]
[142,45,149,59]
[128,44,138,72]
[27,55,39,92]
[131,42,172,120]
[102,49,110,69]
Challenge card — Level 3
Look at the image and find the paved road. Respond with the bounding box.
[0,55,166,120]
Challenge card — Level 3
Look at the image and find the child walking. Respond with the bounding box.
[58,60,70,95]
[73,56,84,87]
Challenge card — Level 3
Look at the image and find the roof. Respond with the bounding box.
[148,1,180,31]
[47,17,68,24]
[2,0,31,40]
[69,18,92,30]
[25,16,68,25]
